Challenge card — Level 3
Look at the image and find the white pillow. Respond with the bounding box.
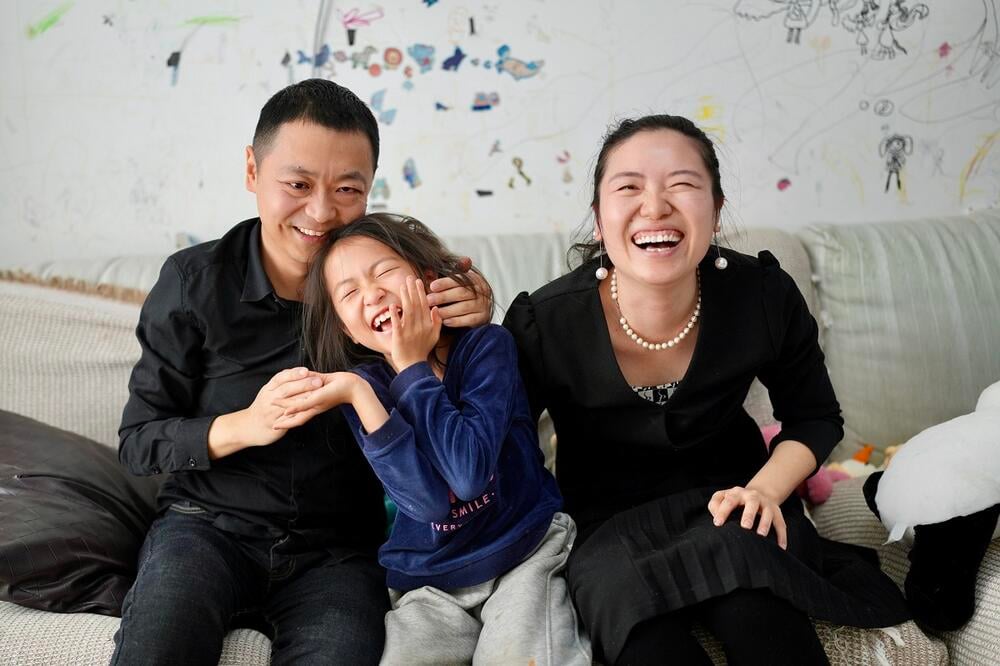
[874,381,1000,543]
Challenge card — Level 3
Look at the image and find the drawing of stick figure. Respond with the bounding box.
[880,133,912,192]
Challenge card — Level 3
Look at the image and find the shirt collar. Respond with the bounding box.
[241,221,276,303]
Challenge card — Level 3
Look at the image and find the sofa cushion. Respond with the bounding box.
[0,411,160,615]
[812,475,1000,664]
[0,602,271,665]
[0,280,141,449]
[799,209,1000,461]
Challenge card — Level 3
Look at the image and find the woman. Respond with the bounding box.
[504,115,909,665]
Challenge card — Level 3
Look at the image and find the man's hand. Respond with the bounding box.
[207,367,323,459]
[389,276,442,372]
[426,256,493,327]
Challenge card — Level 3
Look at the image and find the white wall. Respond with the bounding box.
[2,0,998,267]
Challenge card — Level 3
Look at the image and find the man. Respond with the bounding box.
[114,79,489,665]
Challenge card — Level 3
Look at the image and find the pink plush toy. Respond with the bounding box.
[760,423,849,504]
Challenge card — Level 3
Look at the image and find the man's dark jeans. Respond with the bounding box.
[111,510,388,665]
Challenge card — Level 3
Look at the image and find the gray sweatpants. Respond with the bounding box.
[379,512,592,666]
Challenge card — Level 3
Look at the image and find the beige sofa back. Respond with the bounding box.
[800,209,1000,461]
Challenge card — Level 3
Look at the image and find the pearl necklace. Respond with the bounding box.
[609,268,701,351]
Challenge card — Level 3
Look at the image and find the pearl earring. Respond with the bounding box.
[713,226,728,270]
[595,243,609,280]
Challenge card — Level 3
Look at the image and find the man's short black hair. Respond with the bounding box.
[252,78,379,171]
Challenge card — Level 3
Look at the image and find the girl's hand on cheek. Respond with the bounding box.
[390,276,442,371]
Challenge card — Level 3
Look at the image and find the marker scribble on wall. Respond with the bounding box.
[442,46,467,71]
[408,44,436,73]
[472,92,499,111]
[403,159,421,188]
[351,46,377,69]
[168,16,245,86]
[26,2,73,39]
[508,157,532,188]
[734,0,928,57]
[880,133,913,192]
[777,178,792,191]
[370,89,397,125]
[103,15,113,27]
[339,7,384,46]
[371,178,390,200]
[495,45,544,80]
[960,131,999,203]
[490,140,502,155]
[384,48,403,70]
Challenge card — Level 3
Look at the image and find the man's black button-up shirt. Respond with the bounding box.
[119,218,386,552]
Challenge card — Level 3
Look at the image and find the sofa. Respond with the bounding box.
[2,209,998,664]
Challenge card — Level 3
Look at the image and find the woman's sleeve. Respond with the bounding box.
[502,292,548,423]
[756,254,844,469]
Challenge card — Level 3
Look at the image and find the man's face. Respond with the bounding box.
[245,120,375,286]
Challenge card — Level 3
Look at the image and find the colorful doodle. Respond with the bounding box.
[408,44,436,73]
[26,2,73,38]
[384,47,403,69]
[435,102,451,110]
[351,46,377,69]
[472,92,500,111]
[340,7,385,46]
[370,89,397,125]
[442,46,467,71]
[489,140,502,156]
[495,45,544,80]
[371,178,390,200]
[777,178,792,191]
[403,159,421,188]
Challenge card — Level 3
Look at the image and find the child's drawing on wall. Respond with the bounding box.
[881,133,913,192]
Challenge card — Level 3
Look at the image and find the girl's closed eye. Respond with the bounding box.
[340,288,358,302]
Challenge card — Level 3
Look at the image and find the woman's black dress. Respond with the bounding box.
[503,248,910,663]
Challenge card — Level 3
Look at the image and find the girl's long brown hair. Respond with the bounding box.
[302,212,491,372]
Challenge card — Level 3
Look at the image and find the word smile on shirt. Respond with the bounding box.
[432,479,498,532]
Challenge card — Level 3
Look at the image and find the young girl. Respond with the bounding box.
[274,213,590,666]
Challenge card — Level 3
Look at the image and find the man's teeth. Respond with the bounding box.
[296,227,325,237]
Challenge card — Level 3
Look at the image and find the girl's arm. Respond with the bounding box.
[390,326,521,501]
[275,371,453,523]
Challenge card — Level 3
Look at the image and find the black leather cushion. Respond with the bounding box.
[0,410,160,615]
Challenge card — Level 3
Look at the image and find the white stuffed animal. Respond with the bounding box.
[874,380,1000,543]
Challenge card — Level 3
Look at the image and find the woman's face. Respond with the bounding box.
[595,129,719,288]
[324,236,422,357]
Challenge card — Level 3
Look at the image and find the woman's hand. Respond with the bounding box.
[426,257,493,327]
[273,371,365,430]
[390,276,442,371]
[708,485,788,550]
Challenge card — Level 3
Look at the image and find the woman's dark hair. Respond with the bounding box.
[253,78,380,171]
[569,114,726,267]
[303,213,491,372]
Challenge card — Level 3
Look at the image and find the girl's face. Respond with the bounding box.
[595,129,719,288]
[324,236,423,356]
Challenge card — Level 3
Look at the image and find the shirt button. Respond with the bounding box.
[188,457,197,467]
[151,465,162,474]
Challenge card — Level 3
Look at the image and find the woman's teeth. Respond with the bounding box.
[633,231,682,249]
